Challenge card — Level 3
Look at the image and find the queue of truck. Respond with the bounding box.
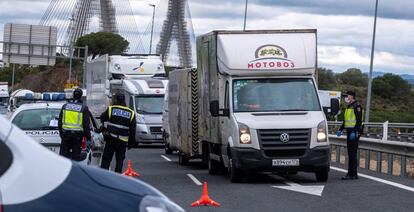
[1,29,342,184]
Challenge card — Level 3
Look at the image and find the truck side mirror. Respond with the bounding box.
[210,101,219,117]
[210,100,230,117]
[330,98,340,115]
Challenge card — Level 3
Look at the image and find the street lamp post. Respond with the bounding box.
[365,0,379,122]
[149,4,156,54]
[243,0,248,31]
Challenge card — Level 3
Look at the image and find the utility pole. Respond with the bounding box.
[11,64,16,93]
[365,0,379,122]
[149,4,156,54]
[243,0,249,31]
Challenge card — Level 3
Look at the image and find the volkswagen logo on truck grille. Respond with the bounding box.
[280,133,290,143]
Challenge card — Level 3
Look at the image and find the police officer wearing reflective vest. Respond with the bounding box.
[100,93,136,173]
[58,88,92,161]
[337,91,364,180]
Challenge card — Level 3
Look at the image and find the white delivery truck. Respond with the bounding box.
[167,30,339,182]
[86,54,168,145]
[0,82,9,115]
[318,90,341,115]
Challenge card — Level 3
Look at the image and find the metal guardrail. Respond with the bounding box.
[328,121,414,143]
[329,135,414,177]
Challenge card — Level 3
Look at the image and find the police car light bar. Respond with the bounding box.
[24,92,68,101]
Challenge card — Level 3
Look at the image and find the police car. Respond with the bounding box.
[9,100,104,166]
[0,115,184,212]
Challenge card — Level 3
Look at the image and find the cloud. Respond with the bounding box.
[319,45,414,74]
[192,0,414,20]
[0,0,413,74]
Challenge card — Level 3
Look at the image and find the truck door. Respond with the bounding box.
[206,40,220,144]
[220,80,231,152]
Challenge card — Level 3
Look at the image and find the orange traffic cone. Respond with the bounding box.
[123,160,140,177]
[191,182,220,207]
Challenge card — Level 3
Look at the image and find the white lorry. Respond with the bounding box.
[86,54,168,145]
[0,82,9,115]
[318,90,341,115]
[8,89,34,112]
[167,30,339,182]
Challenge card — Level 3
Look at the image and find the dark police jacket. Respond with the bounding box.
[100,105,136,148]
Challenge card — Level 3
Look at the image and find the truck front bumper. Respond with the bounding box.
[230,146,330,173]
[136,124,163,144]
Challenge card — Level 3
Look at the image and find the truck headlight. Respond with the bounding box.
[139,195,184,212]
[136,115,145,124]
[239,123,251,144]
[317,121,327,143]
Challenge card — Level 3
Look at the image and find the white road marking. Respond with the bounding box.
[270,175,325,196]
[187,174,203,186]
[331,166,414,193]
[161,155,172,162]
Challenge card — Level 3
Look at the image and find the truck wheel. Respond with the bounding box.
[178,153,189,165]
[208,156,221,175]
[229,158,243,183]
[165,143,173,155]
[315,169,329,182]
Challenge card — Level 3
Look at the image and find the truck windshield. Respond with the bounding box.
[233,78,321,112]
[12,109,61,130]
[0,97,8,106]
[135,96,164,115]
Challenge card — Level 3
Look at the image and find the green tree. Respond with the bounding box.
[372,73,411,98]
[75,32,129,59]
[336,68,368,87]
[317,67,336,90]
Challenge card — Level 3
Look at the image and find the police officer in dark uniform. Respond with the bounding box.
[100,93,136,173]
[58,88,92,161]
[336,91,364,180]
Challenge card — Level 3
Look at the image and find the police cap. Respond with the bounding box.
[73,88,83,100]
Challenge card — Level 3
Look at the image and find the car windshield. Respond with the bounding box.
[135,96,164,114]
[233,78,321,112]
[15,98,34,108]
[12,108,61,130]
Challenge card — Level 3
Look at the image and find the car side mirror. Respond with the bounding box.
[330,98,340,115]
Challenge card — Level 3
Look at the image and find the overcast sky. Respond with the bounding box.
[0,0,413,75]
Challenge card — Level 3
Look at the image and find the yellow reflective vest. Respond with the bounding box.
[62,103,84,132]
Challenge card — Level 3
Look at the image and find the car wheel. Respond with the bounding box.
[87,153,91,165]
[315,169,329,182]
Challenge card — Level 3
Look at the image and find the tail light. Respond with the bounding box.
[81,137,86,151]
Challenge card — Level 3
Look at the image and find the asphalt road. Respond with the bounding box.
[122,146,414,212]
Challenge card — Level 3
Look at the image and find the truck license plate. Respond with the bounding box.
[48,146,59,154]
[272,159,299,166]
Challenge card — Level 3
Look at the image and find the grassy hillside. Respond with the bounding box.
[318,68,414,123]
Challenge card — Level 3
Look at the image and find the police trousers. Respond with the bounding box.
[59,132,83,161]
[101,137,127,173]
[346,129,360,176]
